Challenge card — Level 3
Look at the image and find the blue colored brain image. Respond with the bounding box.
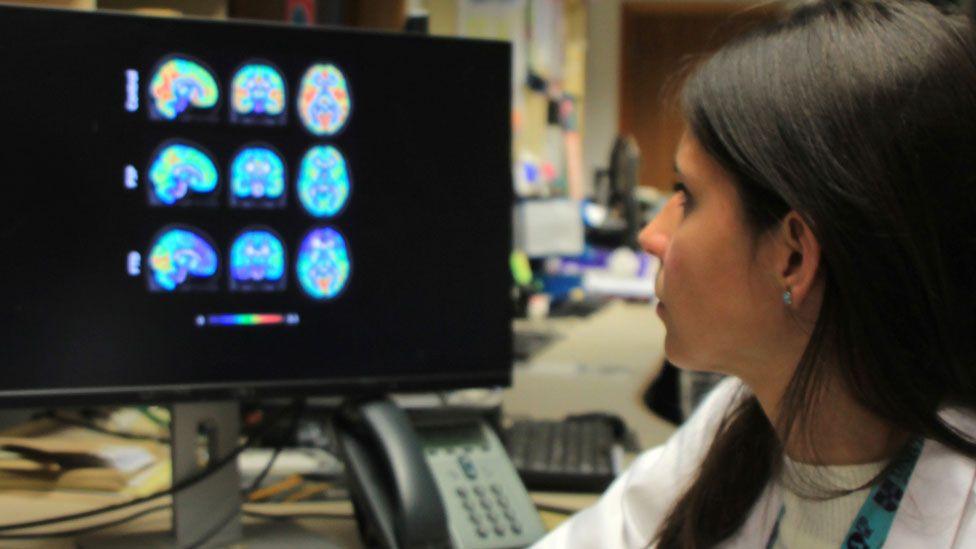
[149,143,219,205]
[297,145,350,217]
[231,146,285,203]
[296,227,350,299]
[231,230,285,284]
[231,63,286,120]
[149,56,220,121]
[148,228,219,291]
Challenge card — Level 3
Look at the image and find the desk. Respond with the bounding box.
[0,490,598,547]
[0,299,669,546]
[507,299,676,449]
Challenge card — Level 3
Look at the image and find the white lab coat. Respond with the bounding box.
[533,377,976,548]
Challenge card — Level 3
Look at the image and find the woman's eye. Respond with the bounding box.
[673,182,694,214]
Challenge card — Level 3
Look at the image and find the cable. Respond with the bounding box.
[242,509,356,521]
[0,400,301,534]
[43,411,171,443]
[534,502,580,516]
[185,399,306,549]
[0,504,170,540]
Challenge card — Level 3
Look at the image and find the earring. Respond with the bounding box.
[782,287,793,306]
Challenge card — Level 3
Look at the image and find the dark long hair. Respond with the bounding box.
[655,1,976,546]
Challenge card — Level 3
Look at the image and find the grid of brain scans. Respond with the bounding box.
[135,53,353,306]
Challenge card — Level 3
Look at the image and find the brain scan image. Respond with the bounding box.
[148,55,219,121]
[296,227,350,300]
[229,228,286,292]
[148,141,219,206]
[229,145,286,208]
[297,63,351,136]
[297,145,350,217]
[230,62,287,125]
[148,226,219,292]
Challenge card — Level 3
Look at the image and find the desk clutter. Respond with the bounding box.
[0,405,629,504]
[0,410,170,497]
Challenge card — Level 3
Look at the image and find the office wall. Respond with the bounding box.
[583,0,773,192]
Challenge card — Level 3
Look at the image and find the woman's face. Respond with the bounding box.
[639,131,796,381]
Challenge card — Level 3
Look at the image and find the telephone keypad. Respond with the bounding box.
[422,422,547,547]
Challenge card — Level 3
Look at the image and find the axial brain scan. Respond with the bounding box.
[296,145,350,217]
[297,63,351,136]
[296,227,350,299]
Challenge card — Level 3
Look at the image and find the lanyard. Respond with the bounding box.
[765,438,924,549]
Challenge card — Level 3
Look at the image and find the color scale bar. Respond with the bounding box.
[195,313,301,327]
[209,314,284,326]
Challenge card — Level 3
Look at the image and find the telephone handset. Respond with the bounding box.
[334,398,547,549]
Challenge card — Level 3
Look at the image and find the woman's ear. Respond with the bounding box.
[776,211,821,308]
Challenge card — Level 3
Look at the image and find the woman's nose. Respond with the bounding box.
[638,194,681,259]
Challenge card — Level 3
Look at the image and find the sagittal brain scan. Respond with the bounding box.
[148,141,219,206]
[230,61,287,125]
[148,226,219,292]
[296,227,350,300]
[297,63,351,136]
[229,144,286,208]
[229,228,286,292]
[148,55,219,121]
[296,145,350,217]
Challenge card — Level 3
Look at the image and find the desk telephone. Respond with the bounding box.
[334,398,547,549]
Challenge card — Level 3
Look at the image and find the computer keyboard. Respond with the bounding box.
[503,415,625,493]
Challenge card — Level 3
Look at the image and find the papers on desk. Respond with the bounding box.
[0,419,167,494]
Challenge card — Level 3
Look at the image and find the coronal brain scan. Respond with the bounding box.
[229,145,286,208]
[148,141,219,206]
[297,63,351,136]
[296,227,350,300]
[229,228,286,291]
[230,62,287,125]
[149,55,219,121]
[296,145,350,217]
[148,226,219,292]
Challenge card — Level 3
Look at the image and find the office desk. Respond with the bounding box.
[0,490,598,548]
[507,299,675,449]
[0,299,668,546]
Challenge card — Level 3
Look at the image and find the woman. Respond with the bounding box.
[534,0,976,547]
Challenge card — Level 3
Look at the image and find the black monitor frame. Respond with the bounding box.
[0,6,513,407]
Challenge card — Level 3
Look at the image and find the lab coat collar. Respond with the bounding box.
[887,409,976,548]
[722,408,976,548]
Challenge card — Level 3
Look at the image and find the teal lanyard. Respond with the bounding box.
[765,438,924,549]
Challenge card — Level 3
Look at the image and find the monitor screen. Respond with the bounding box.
[0,6,513,404]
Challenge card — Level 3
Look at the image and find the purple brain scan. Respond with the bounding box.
[147,226,219,292]
[148,140,220,207]
[296,227,350,300]
[230,61,287,126]
[148,55,220,122]
[229,144,286,209]
[229,227,286,292]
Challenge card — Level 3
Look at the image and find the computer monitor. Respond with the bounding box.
[0,6,513,406]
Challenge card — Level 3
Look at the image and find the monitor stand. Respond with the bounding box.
[81,401,242,548]
[81,400,347,548]
[170,401,243,546]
